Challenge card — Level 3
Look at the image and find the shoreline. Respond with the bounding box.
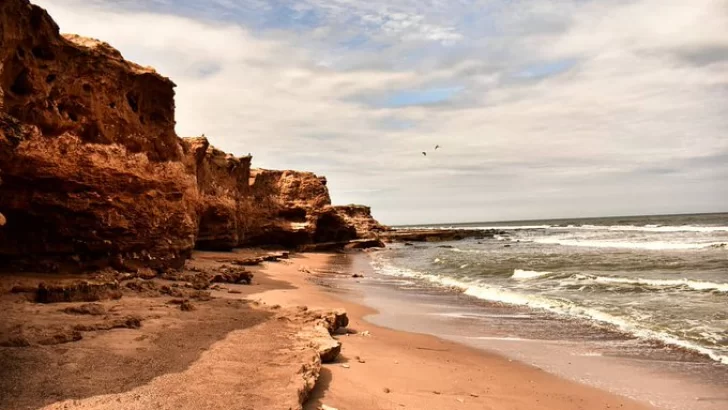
[248,251,652,410]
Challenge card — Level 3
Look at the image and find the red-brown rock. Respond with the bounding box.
[0,0,199,272]
[182,136,251,251]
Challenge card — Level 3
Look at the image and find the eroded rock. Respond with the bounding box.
[36,280,122,303]
[0,0,198,272]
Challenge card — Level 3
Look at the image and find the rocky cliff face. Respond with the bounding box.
[0,0,198,272]
[0,0,385,272]
[243,169,356,247]
[332,205,389,238]
[182,137,251,251]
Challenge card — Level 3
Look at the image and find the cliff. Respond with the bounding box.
[242,169,357,247]
[0,0,385,272]
[0,0,198,271]
[332,205,390,238]
[182,137,251,251]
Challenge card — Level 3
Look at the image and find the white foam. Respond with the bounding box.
[534,238,726,250]
[396,224,728,233]
[371,258,728,365]
[588,276,728,292]
[573,225,728,233]
[511,269,552,280]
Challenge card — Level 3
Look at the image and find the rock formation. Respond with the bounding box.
[0,0,386,273]
[182,137,250,251]
[333,205,390,238]
[241,169,357,247]
[0,0,199,272]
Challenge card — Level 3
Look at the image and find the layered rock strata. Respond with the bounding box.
[0,0,386,273]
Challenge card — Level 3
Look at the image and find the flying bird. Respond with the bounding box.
[422,151,427,156]
[435,145,440,150]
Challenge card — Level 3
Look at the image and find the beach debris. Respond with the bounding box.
[351,273,364,278]
[341,364,350,369]
[356,355,366,363]
[383,387,391,393]
[469,393,479,398]
[319,405,338,410]
[360,330,371,337]
[433,390,441,395]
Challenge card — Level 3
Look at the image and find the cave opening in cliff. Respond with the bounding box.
[126,92,139,113]
[10,69,33,96]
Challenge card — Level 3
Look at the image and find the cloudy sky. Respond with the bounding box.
[35,0,728,224]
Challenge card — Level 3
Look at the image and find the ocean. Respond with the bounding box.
[374,213,728,365]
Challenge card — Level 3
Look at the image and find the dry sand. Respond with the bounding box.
[0,251,654,409]
[248,252,653,410]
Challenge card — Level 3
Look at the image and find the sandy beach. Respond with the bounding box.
[249,251,652,410]
[0,249,653,410]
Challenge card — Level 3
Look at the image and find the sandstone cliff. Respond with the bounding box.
[0,0,198,272]
[242,169,357,247]
[0,0,386,272]
[182,137,251,251]
[333,205,390,238]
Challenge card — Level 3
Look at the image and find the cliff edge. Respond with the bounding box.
[0,0,385,272]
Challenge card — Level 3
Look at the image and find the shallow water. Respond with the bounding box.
[384,213,728,364]
[325,252,728,410]
[323,212,728,409]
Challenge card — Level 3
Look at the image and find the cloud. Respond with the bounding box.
[33,0,728,224]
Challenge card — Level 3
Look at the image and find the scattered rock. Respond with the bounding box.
[36,281,122,303]
[124,279,159,294]
[351,273,364,278]
[62,303,106,316]
[180,300,196,311]
[136,267,157,280]
[341,364,350,369]
[228,289,242,294]
[73,316,141,331]
[437,245,454,249]
[355,356,366,363]
[383,387,391,394]
[210,265,253,284]
[469,393,479,397]
[404,242,414,246]
[433,391,441,395]
[504,244,511,248]
[10,285,37,294]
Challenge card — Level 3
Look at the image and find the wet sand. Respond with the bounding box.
[248,252,653,410]
[318,252,728,410]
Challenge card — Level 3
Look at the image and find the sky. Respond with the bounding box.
[35,0,728,225]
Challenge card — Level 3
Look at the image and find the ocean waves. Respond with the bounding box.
[533,238,727,251]
[370,254,728,365]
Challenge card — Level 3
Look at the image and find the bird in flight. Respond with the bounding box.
[435,145,440,150]
[422,151,427,156]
